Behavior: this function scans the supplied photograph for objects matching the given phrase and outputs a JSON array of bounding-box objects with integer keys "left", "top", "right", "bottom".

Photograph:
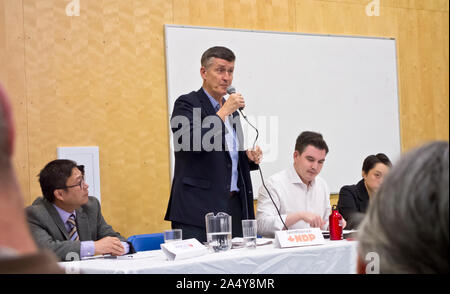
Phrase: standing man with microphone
[{"left": 165, "top": 46, "right": 262, "bottom": 242}]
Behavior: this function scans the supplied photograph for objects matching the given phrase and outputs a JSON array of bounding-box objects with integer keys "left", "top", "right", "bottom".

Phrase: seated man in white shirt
[{"left": 257, "top": 131, "right": 345, "bottom": 237}]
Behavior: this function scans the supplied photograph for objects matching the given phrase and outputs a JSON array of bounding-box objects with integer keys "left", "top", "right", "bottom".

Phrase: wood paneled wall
[{"left": 1, "top": 0, "right": 448, "bottom": 238}]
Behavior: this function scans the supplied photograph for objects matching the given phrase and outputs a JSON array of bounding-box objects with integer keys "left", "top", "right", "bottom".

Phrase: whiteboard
[{"left": 164, "top": 25, "right": 401, "bottom": 194}]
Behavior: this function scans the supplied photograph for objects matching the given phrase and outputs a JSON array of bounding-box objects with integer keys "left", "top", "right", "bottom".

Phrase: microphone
[
  {"left": 226, "top": 85, "right": 246, "bottom": 118},
  {"left": 226, "top": 85, "right": 236, "bottom": 95}
]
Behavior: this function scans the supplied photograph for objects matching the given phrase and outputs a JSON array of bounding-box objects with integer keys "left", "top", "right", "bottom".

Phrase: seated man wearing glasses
[{"left": 26, "top": 159, "right": 131, "bottom": 261}]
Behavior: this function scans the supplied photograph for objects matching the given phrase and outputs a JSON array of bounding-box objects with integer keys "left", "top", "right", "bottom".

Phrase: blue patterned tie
[{"left": 67, "top": 214, "right": 79, "bottom": 241}]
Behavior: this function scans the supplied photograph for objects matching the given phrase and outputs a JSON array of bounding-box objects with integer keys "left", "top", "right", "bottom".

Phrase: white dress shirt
[{"left": 256, "top": 165, "right": 331, "bottom": 237}]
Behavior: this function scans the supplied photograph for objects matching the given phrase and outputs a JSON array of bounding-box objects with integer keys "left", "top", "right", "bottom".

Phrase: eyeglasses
[{"left": 59, "top": 177, "right": 86, "bottom": 190}]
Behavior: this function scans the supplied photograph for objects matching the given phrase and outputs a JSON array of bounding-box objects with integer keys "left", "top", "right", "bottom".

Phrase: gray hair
[
  {"left": 358, "top": 141, "right": 449, "bottom": 273},
  {"left": 200, "top": 46, "right": 235, "bottom": 69}
]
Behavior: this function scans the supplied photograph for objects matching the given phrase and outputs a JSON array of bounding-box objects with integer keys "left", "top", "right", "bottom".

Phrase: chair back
[{"left": 128, "top": 233, "right": 164, "bottom": 251}]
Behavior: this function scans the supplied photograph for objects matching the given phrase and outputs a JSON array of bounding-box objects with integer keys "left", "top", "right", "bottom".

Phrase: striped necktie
[{"left": 67, "top": 214, "right": 79, "bottom": 241}]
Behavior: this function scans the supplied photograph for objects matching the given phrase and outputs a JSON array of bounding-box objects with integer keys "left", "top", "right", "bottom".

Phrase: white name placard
[
  {"left": 160, "top": 238, "right": 208, "bottom": 261},
  {"left": 275, "top": 228, "right": 325, "bottom": 248}
]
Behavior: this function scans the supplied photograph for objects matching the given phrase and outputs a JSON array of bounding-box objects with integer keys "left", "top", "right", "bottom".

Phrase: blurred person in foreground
[
  {"left": 0, "top": 84, "right": 63, "bottom": 273},
  {"left": 338, "top": 153, "right": 392, "bottom": 230},
  {"left": 357, "top": 141, "right": 449, "bottom": 274}
]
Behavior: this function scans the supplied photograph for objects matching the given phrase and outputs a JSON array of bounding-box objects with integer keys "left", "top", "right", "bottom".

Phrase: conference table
[{"left": 59, "top": 239, "right": 358, "bottom": 274}]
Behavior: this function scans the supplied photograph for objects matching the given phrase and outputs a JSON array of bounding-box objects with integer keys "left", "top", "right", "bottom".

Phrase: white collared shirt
[{"left": 256, "top": 165, "right": 331, "bottom": 237}]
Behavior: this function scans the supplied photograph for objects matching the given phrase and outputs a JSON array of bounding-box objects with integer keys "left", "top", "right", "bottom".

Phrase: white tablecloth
[{"left": 59, "top": 239, "right": 358, "bottom": 274}]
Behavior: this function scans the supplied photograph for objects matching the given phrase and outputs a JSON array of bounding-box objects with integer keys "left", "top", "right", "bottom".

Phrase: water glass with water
[
  {"left": 164, "top": 229, "right": 182, "bottom": 243},
  {"left": 242, "top": 219, "right": 257, "bottom": 249}
]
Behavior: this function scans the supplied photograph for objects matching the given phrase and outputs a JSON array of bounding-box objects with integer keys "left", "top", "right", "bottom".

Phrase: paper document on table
[
  {"left": 321, "top": 229, "right": 358, "bottom": 239},
  {"left": 116, "top": 251, "right": 160, "bottom": 260},
  {"left": 232, "top": 238, "right": 273, "bottom": 248},
  {"left": 81, "top": 254, "right": 116, "bottom": 260},
  {"left": 322, "top": 229, "right": 358, "bottom": 234}
]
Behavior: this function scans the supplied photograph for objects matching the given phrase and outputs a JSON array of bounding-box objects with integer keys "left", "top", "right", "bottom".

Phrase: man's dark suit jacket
[
  {"left": 27, "top": 196, "right": 128, "bottom": 261},
  {"left": 337, "top": 179, "right": 369, "bottom": 230},
  {"left": 164, "top": 88, "right": 258, "bottom": 232}
]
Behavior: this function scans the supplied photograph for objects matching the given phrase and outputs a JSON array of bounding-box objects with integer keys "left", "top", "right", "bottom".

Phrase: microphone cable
[{"left": 239, "top": 110, "right": 289, "bottom": 231}]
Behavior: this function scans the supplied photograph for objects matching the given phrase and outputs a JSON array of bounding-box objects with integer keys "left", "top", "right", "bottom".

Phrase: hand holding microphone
[
  {"left": 216, "top": 85, "right": 246, "bottom": 121},
  {"left": 226, "top": 85, "right": 246, "bottom": 113}
]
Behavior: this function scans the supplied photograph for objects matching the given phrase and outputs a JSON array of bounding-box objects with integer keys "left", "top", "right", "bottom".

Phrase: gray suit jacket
[{"left": 26, "top": 196, "right": 126, "bottom": 261}]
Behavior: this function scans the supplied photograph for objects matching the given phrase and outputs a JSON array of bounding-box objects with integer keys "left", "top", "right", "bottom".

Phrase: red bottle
[{"left": 329, "top": 205, "right": 343, "bottom": 240}]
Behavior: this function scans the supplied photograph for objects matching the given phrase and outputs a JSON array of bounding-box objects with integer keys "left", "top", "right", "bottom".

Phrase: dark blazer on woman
[{"left": 337, "top": 179, "right": 369, "bottom": 230}]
